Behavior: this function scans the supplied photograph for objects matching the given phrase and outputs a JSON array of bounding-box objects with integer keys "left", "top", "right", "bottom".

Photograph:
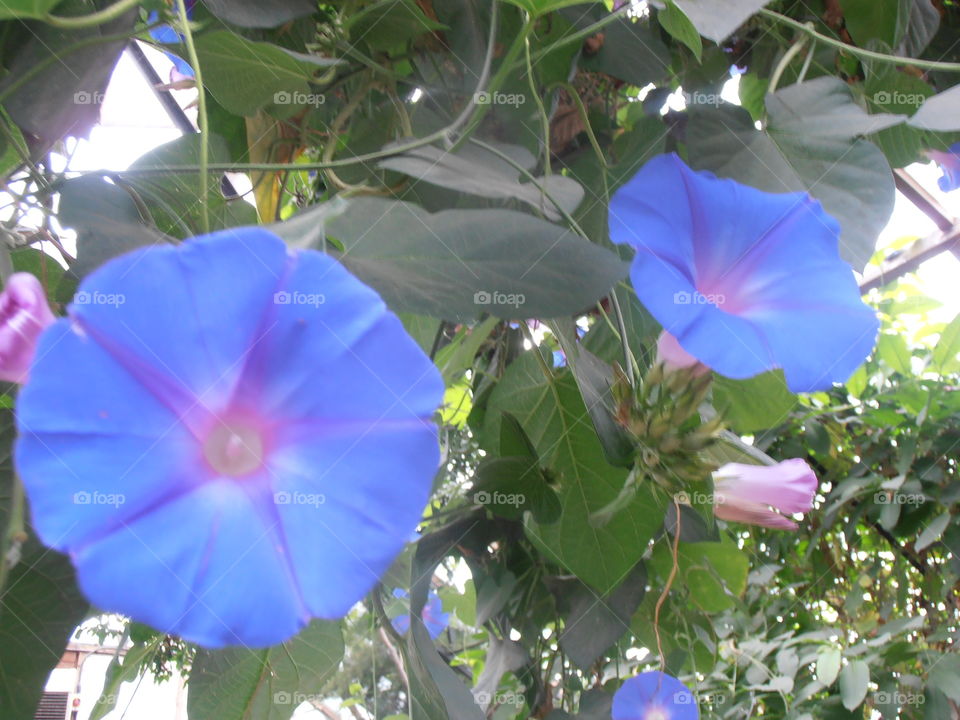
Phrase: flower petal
[
  {"left": 0, "top": 272, "right": 55, "bottom": 383},
  {"left": 714, "top": 498, "right": 799, "bottom": 531},
  {"left": 714, "top": 459, "right": 817, "bottom": 514},
  {"left": 612, "top": 671, "right": 699, "bottom": 720}
]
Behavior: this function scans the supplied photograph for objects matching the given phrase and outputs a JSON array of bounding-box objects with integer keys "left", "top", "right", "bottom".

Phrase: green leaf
[
  {"left": 501, "top": 0, "right": 597, "bottom": 15},
  {"left": 324, "top": 198, "right": 628, "bottom": 321},
  {"left": 11, "top": 247, "right": 64, "bottom": 306},
  {"left": 570, "top": 9, "right": 670, "bottom": 87},
  {"left": 379, "top": 141, "right": 583, "bottom": 222},
  {"left": 688, "top": 77, "right": 903, "bottom": 271},
  {"left": 817, "top": 648, "right": 843, "bottom": 686},
  {"left": 346, "top": 0, "right": 446, "bottom": 50},
  {"left": 482, "top": 352, "right": 667, "bottom": 592},
  {"left": 916, "top": 512, "right": 950, "bottom": 552},
  {"left": 89, "top": 636, "right": 164, "bottom": 720},
  {"left": 658, "top": 1, "right": 703, "bottom": 61},
  {"left": 0, "top": 0, "right": 59, "bottom": 19},
  {"left": 907, "top": 83, "right": 960, "bottom": 131},
  {"left": 551, "top": 319, "right": 635, "bottom": 467},
  {"left": 188, "top": 620, "right": 344, "bottom": 720},
  {"left": 933, "top": 313, "right": 960, "bottom": 374},
  {"left": 650, "top": 536, "right": 749, "bottom": 613},
  {"left": 712, "top": 371, "right": 796, "bottom": 433},
  {"left": 201, "top": 0, "right": 316, "bottom": 28},
  {"left": 668, "top": 0, "right": 774, "bottom": 43},
  {"left": 126, "top": 134, "right": 258, "bottom": 236},
  {"left": 474, "top": 456, "right": 562, "bottom": 523},
  {"left": 877, "top": 333, "right": 912, "bottom": 374},
  {"left": 839, "top": 0, "right": 901, "bottom": 46},
  {"left": 927, "top": 654, "right": 960, "bottom": 703},
  {"left": 58, "top": 176, "right": 167, "bottom": 278},
  {"left": 839, "top": 660, "right": 870, "bottom": 710},
  {"left": 554, "top": 563, "right": 646, "bottom": 669},
  {"left": 194, "top": 31, "right": 322, "bottom": 116}
]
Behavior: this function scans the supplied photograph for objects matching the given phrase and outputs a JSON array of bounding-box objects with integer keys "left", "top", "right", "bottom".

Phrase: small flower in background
[
  {"left": 609, "top": 153, "right": 878, "bottom": 393},
  {"left": 928, "top": 142, "right": 960, "bottom": 192},
  {"left": 15, "top": 228, "right": 443, "bottom": 648},
  {"left": 391, "top": 588, "right": 450, "bottom": 639},
  {"left": 712, "top": 459, "right": 818, "bottom": 531},
  {"left": 612, "top": 671, "right": 699, "bottom": 720},
  {"left": 0, "top": 273, "right": 55, "bottom": 384}
]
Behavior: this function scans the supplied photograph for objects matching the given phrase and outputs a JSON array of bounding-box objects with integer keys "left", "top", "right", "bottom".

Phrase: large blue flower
[
  {"left": 609, "top": 153, "right": 878, "bottom": 393},
  {"left": 15, "top": 228, "right": 443, "bottom": 648},
  {"left": 612, "top": 672, "right": 699, "bottom": 720},
  {"left": 929, "top": 142, "right": 960, "bottom": 192}
]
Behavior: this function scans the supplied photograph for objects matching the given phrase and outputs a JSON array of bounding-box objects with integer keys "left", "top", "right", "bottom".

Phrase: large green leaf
[
  {"left": 202, "top": 0, "right": 316, "bottom": 27},
  {"left": 0, "top": 0, "right": 59, "bottom": 19},
  {"left": 194, "top": 31, "right": 327, "bottom": 116},
  {"left": 324, "top": 198, "right": 628, "bottom": 321},
  {"left": 668, "top": 0, "right": 773, "bottom": 42},
  {"left": 650, "top": 536, "right": 749, "bottom": 613},
  {"left": 188, "top": 620, "right": 344, "bottom": 720},
  {"left": 932, "top": 313, "right": 960, "bottom": 374},
  {"left": 567, "top": 8, "right": 670, "bottom": 87},
  {"left": 839, "top": 660, "right": 870, "bottom": 710},
  {"left": 125, "top": 133, "right": 258, "bottom": 236},
  {"left": 712, "top": 371, "right": 797, "bottom": 433},
  {"left": 58, "top": 176, "right": 168, "bottom": 278},
  {"left": 482, "top": 351, "right": 666, "bottom": 592},
  {"left": 688, "top": 77, "right": 903, "bottom": 271}
]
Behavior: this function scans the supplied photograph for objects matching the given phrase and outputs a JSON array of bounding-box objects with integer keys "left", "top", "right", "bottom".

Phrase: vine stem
[
  {"left": 768, "top": 31, "right": 809, "bottom": 94},
  {"left": 760, "top": 8, "right": 960, "bottom": 73},
  {"left": 653, "top": 496, "right": 682, "bottom": 674},
  {"left": 42, "top": 0, "right": 142, "bottom": 29},
  {"left": 174, "top": 0, "right": 209, "bottom": 233}
]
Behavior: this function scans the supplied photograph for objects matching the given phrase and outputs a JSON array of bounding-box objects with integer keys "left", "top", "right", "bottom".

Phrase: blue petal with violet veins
[
  {"left": 612, "top": 671, "right": 699, "bottom": 720},
  {"left": 609, "top": 153, "right": 878, "bottom": 392},
  {"left": 15, "top": 228, "right": 443, "bottom": 648},
  {"left": 931, "top": 141, "right": 960, "bottom": 192}
]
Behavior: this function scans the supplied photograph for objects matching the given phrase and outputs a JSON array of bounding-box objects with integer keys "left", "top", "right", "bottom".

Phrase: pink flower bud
[
  {"left": 0, "top": 273, "right": 55, "bottom": 384},
  {"left": 713, "top": 458, "right": 817, "bottom": 530},
  {"left": 656, "top": 330, "right": 710, "bottom": 376}
]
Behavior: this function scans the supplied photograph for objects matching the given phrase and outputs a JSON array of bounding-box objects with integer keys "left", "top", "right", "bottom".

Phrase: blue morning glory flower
[
  {"left": 609, "top": 153, "right": 878, "bottom": 393},
  {"left": 391, "top": 588, "right": 450, "bottom": 639},
  {"left": 929, "top": 142, "right": 960, "bottom": 192},
  {"left": 15, "top": 228, "right": 443, "bottom": 648},
  {"left": 612, "top": 672, "right": 699, "bottom": 720},
  {"left": 147, "top": 4, "right": 196, "bottom": 80}
]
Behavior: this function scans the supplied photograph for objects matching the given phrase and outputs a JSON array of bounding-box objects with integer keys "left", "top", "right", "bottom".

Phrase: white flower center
[{"left": 203, "top": 422, "right": 264, "bottom": 476}]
